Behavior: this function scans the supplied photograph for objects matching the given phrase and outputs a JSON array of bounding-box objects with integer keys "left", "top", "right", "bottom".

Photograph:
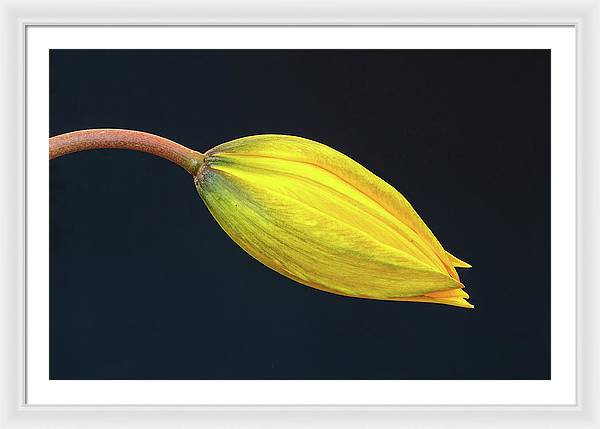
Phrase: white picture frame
[{"left": 1, "top": 0, "right": 598, "bottom": 427}]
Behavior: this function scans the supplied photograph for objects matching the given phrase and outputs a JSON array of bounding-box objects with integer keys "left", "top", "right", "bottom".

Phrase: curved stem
[{"left": 49, "top": 129, "right": 205, "bottom": 176}]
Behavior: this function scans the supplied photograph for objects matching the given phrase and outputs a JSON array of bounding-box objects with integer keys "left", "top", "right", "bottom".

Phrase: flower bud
[{"left": 195, "top": 135, "right": 472, "bottom": 308}]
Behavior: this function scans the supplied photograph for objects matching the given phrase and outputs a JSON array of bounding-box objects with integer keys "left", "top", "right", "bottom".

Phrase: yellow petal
[
  {"left": 206, "top": 135, "right": 466, "bottom": 274},
  {"left": 445, "top": 251, "right": 472, "bottom": 268},
  {"left": 197, "top": 134, "right": 471, "bottom": 307}
]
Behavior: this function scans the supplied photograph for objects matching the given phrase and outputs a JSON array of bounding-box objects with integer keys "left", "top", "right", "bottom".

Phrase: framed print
[
  {"left": 32, "top": 22, "right": 573, "bottom": 403},
  {"left": 1, "top": 0, "right": 599, "bottom": 428}
]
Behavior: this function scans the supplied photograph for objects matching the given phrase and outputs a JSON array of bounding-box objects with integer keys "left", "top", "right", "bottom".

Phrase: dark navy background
[{"left": 50, "top": 50, "right": 550, "bottom": 380}]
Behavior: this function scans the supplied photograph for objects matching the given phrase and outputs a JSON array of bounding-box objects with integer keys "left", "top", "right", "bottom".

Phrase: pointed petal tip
[
  {"left": 434, "top": 295, "right": 473, "bottom": 309},
  {"left": 445, "top": 251, "right": 472, "bottom": 268},
  {"left": 392, "top": 294, "right": 473, "bottom": 309},
  {"left": 441, "top": 297, "right": 473, "bottom": 309},
  {"left": 451, "top": 298, "right": 474, "bottom": 309},
  {"left": 425, "top": 287, "right": 469, "bottom": 299}
]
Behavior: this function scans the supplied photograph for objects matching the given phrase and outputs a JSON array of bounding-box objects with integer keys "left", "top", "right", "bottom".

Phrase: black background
[{"left": 50, "top": 50, "right": 550, "bottom": 380}]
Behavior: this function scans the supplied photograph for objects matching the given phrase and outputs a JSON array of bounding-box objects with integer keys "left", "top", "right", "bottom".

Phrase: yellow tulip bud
[{"left": 195, "top": 135, "right": 472, "bottom": 308}]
